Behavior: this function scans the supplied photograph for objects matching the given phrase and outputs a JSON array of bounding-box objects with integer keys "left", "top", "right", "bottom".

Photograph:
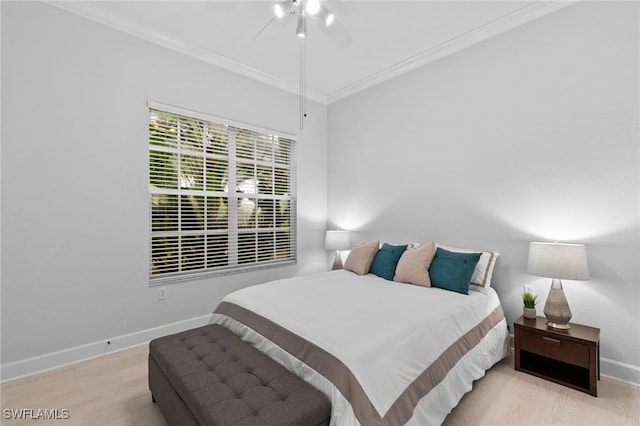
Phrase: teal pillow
[
  {"left": 369, "top": 243, "right": 408, "bottom": 280},
  {"left": 429, "top": 248, "right": 481, "bottom": 295}
]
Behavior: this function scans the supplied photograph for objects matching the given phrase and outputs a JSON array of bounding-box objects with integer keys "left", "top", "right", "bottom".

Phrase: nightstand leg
[{"left": 598, "top": 342, "right": 600, "bottom": 381}]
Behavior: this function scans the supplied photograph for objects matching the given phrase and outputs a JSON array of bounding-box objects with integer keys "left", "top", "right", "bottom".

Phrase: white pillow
[{"left": 436, "top": 244, "right": 499, "bottom": 288}]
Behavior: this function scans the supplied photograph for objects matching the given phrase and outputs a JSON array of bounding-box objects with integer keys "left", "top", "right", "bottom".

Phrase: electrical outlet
[
  {"left": 524, "top": 284, "right": 535, "bottom": 295},
  {"left": 158, "top": 287, "right": 167, "bottom": 300}
]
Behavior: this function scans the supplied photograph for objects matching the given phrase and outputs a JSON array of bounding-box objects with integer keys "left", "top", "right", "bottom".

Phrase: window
[{"left": 148, "top": 102, "right": 296, "bottom": 284}]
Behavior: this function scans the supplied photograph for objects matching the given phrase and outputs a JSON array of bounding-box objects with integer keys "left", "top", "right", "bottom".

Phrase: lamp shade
[
  {"left": 325, "top": 230, "right": 351, "bottom": 251},
  {"left": 527, "top": 242, "right": 590, "bottom": 280}
]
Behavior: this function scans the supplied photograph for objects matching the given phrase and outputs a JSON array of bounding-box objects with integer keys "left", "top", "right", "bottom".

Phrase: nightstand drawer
[{"left": 519, "top": 329, "right": 589, "bottom": 368}]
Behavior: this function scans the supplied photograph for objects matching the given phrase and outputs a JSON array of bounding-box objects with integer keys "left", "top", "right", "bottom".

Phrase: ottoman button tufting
[{"left": 149, "top": 324, "right": 330, "bottom": 426}]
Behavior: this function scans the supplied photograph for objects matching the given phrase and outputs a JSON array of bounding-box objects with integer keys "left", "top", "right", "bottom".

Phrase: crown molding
[
  {"left": 326, "top": 0, "right": 578, "bottom": 104},
  {"left": 44, "top": 1, "right": 328, "bottom": 105},
  {"left": 45, "top": 1, "right": 576, "bottom": 106}
]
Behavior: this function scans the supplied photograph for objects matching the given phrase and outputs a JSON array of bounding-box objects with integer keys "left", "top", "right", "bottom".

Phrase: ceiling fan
[
  {"left": 253, "top": 0, "right": 352, "bottom": 49},
  {"left": 278, "top": 0, "right": 335, "bottom": 36},
  {"left": 251, "top": 0, "right": 351, "bottom": 129}
]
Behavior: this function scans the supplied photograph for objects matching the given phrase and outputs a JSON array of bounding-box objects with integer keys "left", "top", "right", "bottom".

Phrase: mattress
[{"left": 211, "top": 270, "right": 509, "bottom": 426}]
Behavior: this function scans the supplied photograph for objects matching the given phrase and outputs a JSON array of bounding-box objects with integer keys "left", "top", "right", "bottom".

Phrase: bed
[{"left": 210, "top": 265, "right": 509, "bottom": 426}]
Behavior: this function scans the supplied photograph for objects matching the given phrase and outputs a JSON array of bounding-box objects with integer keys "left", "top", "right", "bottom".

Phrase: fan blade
[
  {"left": 316, "top": 18, "right": 352, "bottom": 49},
  {"left": 252, "top": 11, "right": 295, "bottom": 41},
  {"left": 252, "top": 16, "right": 277, "bottom": 40}
]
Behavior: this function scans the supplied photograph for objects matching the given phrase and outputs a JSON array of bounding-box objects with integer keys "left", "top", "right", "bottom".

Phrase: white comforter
[{"left": 211, "top": 270, "right": 508, "bottom": 426}]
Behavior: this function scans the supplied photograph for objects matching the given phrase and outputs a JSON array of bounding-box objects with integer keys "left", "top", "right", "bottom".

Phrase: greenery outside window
[{"left": 149, "top": 102, "right": 296, "bottom": 284}]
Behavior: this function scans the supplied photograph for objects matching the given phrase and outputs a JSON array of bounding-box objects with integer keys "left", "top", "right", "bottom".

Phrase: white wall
[
  {"left": 1, "top": 1, "right": 328, "bottom": 372},
  {"left": 3, "top": 0, "right": 639, "bottom": 386},
  {"left": 328, "top": 2, "right": 639, "bottom": 383}
]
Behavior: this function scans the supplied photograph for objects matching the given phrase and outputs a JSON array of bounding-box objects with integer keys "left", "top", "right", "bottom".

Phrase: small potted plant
[{"left": 522, "top": 291, "right": 537, "bottom": 319}]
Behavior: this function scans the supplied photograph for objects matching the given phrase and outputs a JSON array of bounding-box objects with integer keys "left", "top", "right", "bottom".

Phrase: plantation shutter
[{"left": 148, "top": 101, "right": 296, "bottom": 284}]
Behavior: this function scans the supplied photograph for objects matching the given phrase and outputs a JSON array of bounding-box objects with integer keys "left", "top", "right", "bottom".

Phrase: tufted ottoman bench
[{"left": 148, "top": 324, "right": 331, "bottom": 426}]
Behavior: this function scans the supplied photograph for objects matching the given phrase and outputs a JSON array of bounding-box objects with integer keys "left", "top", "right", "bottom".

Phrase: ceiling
[{"left": 48, "top": 1, "right": 574, "bottom": 104}]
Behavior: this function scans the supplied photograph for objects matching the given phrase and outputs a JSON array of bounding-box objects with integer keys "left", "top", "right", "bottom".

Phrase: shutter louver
[{"left": 149, "top": 103, "right": 296, "bottom": 284}]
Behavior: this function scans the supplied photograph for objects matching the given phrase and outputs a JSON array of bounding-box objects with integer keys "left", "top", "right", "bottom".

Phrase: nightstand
[{"left": 514, "top": 316, "right": 600, "bottom": 396}]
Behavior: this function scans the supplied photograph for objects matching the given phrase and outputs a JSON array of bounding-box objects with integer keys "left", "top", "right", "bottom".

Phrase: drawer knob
[{"left": 542, "top": 336, "right": 562, "bottom": 345}]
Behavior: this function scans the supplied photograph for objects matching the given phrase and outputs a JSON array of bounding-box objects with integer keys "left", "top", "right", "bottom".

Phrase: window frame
[{"left": 148, "top": 101, "right": 297, "bottom": 285}]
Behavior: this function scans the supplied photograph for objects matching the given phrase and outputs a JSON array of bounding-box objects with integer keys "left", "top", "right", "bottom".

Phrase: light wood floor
[{"left": 1, "top": 344, "right": 638, "bottom": 426}]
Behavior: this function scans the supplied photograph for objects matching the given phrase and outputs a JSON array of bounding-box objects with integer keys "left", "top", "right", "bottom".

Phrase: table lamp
[
  {"left": 325, "top": 230, "right": 351, "bottom": 270},
  {"left": 526, "top": 242, "right": 590, "bottom": 329}
]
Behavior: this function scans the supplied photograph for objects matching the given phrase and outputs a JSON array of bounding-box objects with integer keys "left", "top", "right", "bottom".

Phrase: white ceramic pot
[{"left": 523, "top": 307, "right": 537, "bottom": 319}]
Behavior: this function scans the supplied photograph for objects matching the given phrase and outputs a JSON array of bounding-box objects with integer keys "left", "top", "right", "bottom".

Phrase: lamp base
[
  {"left": 543, "top": 280, "right": 572, "bottom": 330},
  {"left": 331, "top": 252, "right": 344, "bottom": 270},
  {"left": 545, "top": 321, "right": 571, "bottom": 330}
]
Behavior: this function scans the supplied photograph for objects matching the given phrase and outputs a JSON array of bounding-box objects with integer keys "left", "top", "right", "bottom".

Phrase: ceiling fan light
[
  {"left": 318, "top": 7, "right": 335, "bottom": 26},
  {"left": 305, "top": 0, "right": 320, "bottom": 15},
  {"left": 274, "top": 1, "right": 293, "bottom": 19},
  {"left": 274, "top": 4, "right": 284, "bottom": 18},
  {"left": 296, "top": 13, "right": 307, "bottom": 37},
  {"left": 325, "top": 13, "right": 335, "bottom": 26}
]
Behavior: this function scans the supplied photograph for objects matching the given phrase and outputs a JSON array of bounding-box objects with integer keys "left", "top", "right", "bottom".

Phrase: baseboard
[
  {"left": 600, "top": 357, "right": 640, "bottom": 388},
  {"left": 3, "top": 317, "right": 639, "bottom": 389},
  {"left": 0, "top": 314, "right": 213, "bottom": 383}
]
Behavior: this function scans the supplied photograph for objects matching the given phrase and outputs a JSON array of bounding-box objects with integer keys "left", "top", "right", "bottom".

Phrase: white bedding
[{"left": 211, "top": 270, "right": 508, "bottom": 426}]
